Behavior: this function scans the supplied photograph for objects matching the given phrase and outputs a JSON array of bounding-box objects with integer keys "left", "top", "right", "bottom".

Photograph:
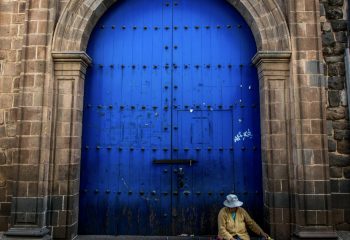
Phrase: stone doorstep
[
  {"left": 76, "top": 236, "right": 262, "bottom": 240},
  {"left": 75, "top": 233, "right": 350, "bottom": 240},
  {"left": 0, "top": 233, "right": 51, "bottom": 240},
  {"left": 76, "top": 236, "right": 217, "bottom": 240}
]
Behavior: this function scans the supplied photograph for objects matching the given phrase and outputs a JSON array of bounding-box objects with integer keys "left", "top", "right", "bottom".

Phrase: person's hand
[{"left": 261, "top": 232, "right": 269, "bottom": 239}]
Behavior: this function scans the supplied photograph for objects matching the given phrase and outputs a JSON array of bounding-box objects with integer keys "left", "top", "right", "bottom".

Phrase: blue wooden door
[{"left": 79, "top": 0, "right": 262, "bottom": 236}]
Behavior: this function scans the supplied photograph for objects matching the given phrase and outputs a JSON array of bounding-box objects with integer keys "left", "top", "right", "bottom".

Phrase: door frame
[
  {"left": 51, "top": 51, "right": 292, "bottom": 236},
  {"left": 51, "top": 1, "right": 293, "bottom": 238}
]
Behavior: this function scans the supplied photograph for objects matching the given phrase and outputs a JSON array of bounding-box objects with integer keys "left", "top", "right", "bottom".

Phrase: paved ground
[
  {"left": 76, "top": 233, "right": 350, "bottom": 240},
  {"left": 76, "top": 234, "right": 350, "bottom": 240},
  {"left": 76, "top": 236, "right": 217, "bottom": 240},
  {"left": 338, "top": 231, "right": 350, "bottom": 240},
  {"left": 1, "top": 232, "right": 350, "bottom": 239},
  {"left": 77, "top": 236, "right": 262, "bottom": 240}
]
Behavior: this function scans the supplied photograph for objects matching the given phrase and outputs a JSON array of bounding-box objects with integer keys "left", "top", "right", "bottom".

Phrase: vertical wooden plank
[
  {"left": 80, "top": 0, "right": 174, "bottom": 235},
  {"left": 171, "top": 0, "right": 262, "bottom": 235}
]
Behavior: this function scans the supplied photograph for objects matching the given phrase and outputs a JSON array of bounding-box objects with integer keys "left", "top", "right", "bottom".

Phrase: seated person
[{"left": 218, "top": 194, "right": 270, "bottom": 240}]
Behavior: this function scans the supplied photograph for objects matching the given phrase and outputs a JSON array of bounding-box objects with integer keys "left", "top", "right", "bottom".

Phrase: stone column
[
  {"left": 289, "top": 60, "right": 338, "bottom": 238},
  {"left": 3, "top": 0, "right": 57, "bottom": 239},
  {"left": 253, "top": 51, "right": 292, "bottom": 239},
  {"left": 254, "top": 49, "right": 338, "bottom": 239},
  {"left": 285, "top": 1, "right": 338, "bottom": 238},
  {"left": 346, "top": 49, "right": 350, "bottom": 120},
  {"left": 49, "top": 52, "right": 91, "bottom": 239},
  {"left": 3, "top": 52, "right": 90, "bottom": 240}
]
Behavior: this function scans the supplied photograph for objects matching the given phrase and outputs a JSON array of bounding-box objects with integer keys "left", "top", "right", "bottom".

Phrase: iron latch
[{"left": 152, "top": 159, "right": 197, "bottom": 166}]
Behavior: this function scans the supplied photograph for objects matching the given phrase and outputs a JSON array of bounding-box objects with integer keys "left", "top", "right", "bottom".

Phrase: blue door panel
[{"left": 80, "top": 0, "right": 262, "bottom": 235}]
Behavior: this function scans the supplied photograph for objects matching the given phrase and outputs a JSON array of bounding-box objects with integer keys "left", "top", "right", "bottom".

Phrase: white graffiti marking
[{"left": 234, "top": 129, "right": 253, "bottom": 143}]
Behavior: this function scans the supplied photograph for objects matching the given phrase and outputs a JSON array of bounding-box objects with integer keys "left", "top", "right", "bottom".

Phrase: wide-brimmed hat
[{"left": 223, "top": 194, "right": 243, "bottom": 208}]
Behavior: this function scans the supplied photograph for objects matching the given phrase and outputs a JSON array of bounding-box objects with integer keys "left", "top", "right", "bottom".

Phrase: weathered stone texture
[
  {"left": 0, "top": 0, "right": 348, "bottom": 239},
  {"left": 321, "top": 0, "right": 350, "bottom": 231},
  {"left": 0, "top": 0, "right": 26, "bottom": 231}
]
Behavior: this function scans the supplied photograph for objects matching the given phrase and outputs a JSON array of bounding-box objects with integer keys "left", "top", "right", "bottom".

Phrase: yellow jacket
[{"left": 218, "top": 207, "right": 263, "bottom": 240}]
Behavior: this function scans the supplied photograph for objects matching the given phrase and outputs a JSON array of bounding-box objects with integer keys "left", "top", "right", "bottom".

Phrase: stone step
[
  {"left": 77, "top": 236, "right": 263, "bottom": 240},
  {"left": 77, "top": 236, "right": 216, "bottom": 240}
]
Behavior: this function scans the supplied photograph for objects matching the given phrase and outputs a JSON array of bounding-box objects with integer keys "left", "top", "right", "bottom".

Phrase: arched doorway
[{"left": 79, "top": 0, "right": 262, "bottom": 236}]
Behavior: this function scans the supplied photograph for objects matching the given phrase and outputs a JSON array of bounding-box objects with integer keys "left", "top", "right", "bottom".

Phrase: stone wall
[
  {"left": 320, "top": 0, "right": 350, "bottom": 230},
  {"left": 0, "top": 0, "right": 348, "bottom": 237},
  {"left": 0, "top": 0, "right": 26, "bottom": 231},
  {"left": 0, "top": 0, "right": 58, "bottom": 233}
]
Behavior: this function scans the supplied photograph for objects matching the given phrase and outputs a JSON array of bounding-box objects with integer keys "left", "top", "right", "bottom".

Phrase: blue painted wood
[{"left": 79, "top": 0, "right": 262, "bottom": 235}]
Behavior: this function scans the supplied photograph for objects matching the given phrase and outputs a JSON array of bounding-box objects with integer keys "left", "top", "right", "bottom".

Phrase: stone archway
[
  {"left": 52, "top": 0, "right": 291, "bottom": 52},
  {"left": 50, "top": 0, "right": 292, "bottom": 239}
]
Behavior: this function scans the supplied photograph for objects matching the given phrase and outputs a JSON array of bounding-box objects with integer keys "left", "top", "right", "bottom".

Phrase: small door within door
[{"left": 79, "top": 0, "right": 262, "bottom": 236}]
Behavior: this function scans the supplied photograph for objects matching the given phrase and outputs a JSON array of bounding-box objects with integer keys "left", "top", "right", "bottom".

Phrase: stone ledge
[
  {"left": 3, "top": 227, "right": 51, "bottom": 239},
  {"left": 52, "top": 51, "right": 92, "bottom": 66},
  {"left": 293, "top": 230, "right": 338, "bottom": 239},
  {"left": 76, "top": 236, "right": 260, "bottom": 240},
  {"left": 252, "top": 51, "right": 292, "bottom": 65}
]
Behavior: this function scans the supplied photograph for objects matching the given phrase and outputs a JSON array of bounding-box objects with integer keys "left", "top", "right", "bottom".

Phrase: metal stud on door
[{"left": 79, "top": 0, "right": 262, "bottom": 236}]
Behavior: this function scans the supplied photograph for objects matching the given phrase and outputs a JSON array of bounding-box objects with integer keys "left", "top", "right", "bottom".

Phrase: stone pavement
[
  {"left": 76, "top": 236, "right": 216, "bottom": 240},
  {"left": 75, "top": 233, "right": 350, "bottom": 240},
  {"left": 0, "top": 232, "right": 349, "bottom": 239},
  {"left": 76, "top": 233, "right": 350, "bottom": 240},
  {"left": 338, "top": 231, "right": 350, "bottom": 240}
]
